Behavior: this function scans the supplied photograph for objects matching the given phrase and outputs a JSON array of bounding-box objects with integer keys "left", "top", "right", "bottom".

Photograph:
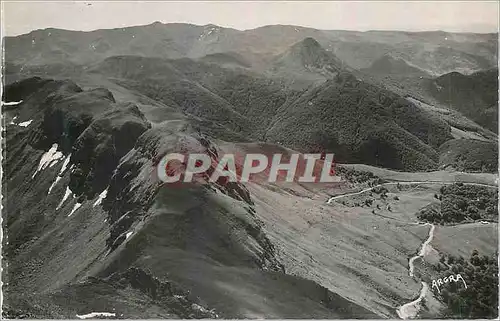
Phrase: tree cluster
[
  {"left": 435, "top": 251, "right": 498, "bottom": 318},
  {"left": 417, "top": 183, "right": 497, "bottom": 224}
]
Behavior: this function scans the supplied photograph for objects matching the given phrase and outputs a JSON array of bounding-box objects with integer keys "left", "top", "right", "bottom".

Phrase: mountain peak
[
  {"left": 204, "top": 23, "right": 220, "bottom": 29},
  {"left": 299, "top": 37, "right": 322, "bottom": 48},
  {"left": 288, "top": 37, "right": 325, "bottom": 56},
  {"left": 279, "top": 37, "right": 343, "bottom": 74}
]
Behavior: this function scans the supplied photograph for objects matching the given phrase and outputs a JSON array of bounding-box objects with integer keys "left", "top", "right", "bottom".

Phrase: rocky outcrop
[{"left": 70, "top": 103, "right": 151, "bottom": 199}]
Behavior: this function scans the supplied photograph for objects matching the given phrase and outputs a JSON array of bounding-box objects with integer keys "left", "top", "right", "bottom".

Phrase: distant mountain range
[
  {"left": 4, "top": 22, "right": 497, "bottom": 75},
  {"left": 4, "top": 23, "right": 498, "bottom": 170}
]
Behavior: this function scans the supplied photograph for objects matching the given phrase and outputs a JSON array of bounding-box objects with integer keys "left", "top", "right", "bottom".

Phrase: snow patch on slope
[
  {"left": 32, "top": 144, "right": 64, "bottom": 178},
  {"left": 48, "top": 154, "right": 71, "bottom": 194},
  {"left": 68, "top": 202, "right": 82, "bottom": 217},
  {"left": 76, "top": 312, "right": 116, "bottom": 319},
  {"left": 2, "top": 100, "right": 23, "bottom": 106},
  {"left": 93, "top": 188, "right": 108, "bottom": 207},
  {"left": 57, "top": 186, "right": 73, "bottom": 210},
  {"left": 18, "top": 120, "right": 33, "bottom": 127}
]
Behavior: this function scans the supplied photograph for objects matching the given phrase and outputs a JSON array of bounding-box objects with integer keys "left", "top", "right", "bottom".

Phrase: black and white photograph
[{"left": 1, "top": 1, "right": 499, "bottom": 319}]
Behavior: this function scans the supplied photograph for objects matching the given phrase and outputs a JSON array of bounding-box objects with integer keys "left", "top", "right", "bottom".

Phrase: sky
[{"left": 2, "top": 1, "right": 499, "bottom": 36}]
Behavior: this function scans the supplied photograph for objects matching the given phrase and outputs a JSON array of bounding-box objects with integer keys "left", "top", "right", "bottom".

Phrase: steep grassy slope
[
  {"left": 216, "top": 142, "right": 441, "bottom": 317},
  {"left": 90, "top": 52, "right": 456, "bottom": 171},
  {"left": 361, "top": 54, "right": 429, "bottom": 76},
  {"left": 426, "top": 69, "right": 498, "bottom": 132},
  {"left": 3, "top": 66, "right": 497, "bottom": 319},
  {"left": 265, "top": 72, "right": 451, "bottom": 170},
  {"left": 2, "top": 78, "right": 380, "bottom": 319},
  {"left": 439, "top": 139, "right": 498, "bottom": 173},
  {"left": 361, "top": 68, "right": 499, "bottom": 134},
  {"left": 92, "top": 55, "right": 255, "bottom": 136},
  {"left": 9, "top": 50, "right": 493, "bottom": 175},
  {"left": 10, "top": 56, "right": 494, "bottom": 175},
  {"left": 404, "top": 96, "right": 496, "bottom": 140}
]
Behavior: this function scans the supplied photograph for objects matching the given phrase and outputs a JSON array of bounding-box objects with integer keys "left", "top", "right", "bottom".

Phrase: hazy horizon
[
  {"left": 2, "top": 1, "right": 499, "bottom": 36},
  {"left": 3, "top": 20, "right": 500, "bottom": 37}
]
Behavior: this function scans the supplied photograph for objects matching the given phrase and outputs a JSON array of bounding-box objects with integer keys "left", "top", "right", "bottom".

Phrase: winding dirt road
[
  {"left": 327, "top": 181, "right": 496, "bottom": 204},
  {"left": 408, "top": 223, "right": 435, "bottom": 277},
  {"left": 396, "top": 281, "right": 429, "bottom": 320},
  {"left": 397, "top": 223, "right": 435, "bottom": 319}
]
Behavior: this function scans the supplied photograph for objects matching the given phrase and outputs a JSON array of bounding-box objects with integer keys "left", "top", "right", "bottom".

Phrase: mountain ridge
[
  {"left": 8, "top": 21, "right": 499, "bottom": 37},
  {"left": 5, "top": 23, "right": 497, "bottom": 76}
]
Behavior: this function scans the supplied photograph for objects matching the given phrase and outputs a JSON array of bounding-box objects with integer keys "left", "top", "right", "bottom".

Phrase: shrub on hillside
[
  {"left": 335, "top": 166, "right": 383, "bottom": 185},
  {"left": 417, "top": 183, "right": 498, "bottom": 224}
]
